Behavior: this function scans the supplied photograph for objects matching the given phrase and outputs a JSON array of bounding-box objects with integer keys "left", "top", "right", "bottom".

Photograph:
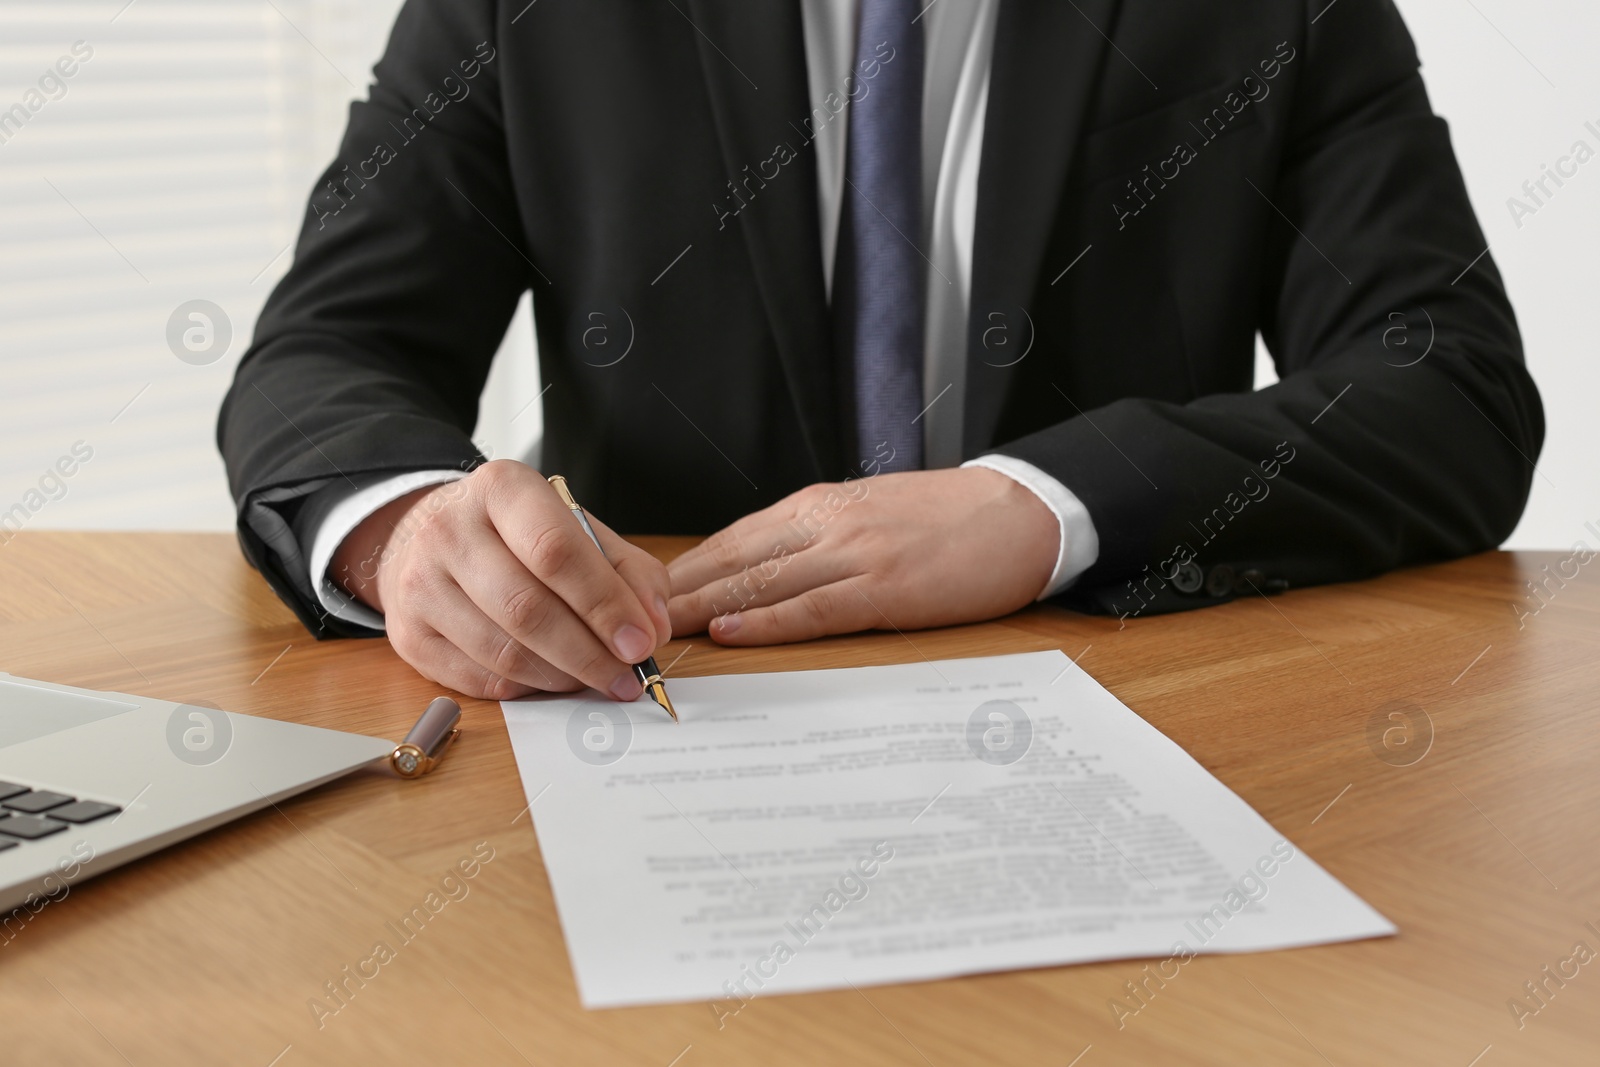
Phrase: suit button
[
  {"left": 1172, "top": 560, "right": 1203, "bottom": 593},
  {"left": 1205, "top": 564, "right": 1235, "bottom": 597},
  {"left": 1237, "top": 568, "right": 1266, "bottom": 593}
]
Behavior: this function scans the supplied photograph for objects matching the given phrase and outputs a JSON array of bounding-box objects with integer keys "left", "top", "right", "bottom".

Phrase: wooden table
[{"left": 2, "top": 533, "right": 1595, "bottom": 1066}]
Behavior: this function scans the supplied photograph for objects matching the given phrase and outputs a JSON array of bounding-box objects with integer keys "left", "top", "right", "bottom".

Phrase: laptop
[{"left": 0, "top": 672, "right": 395, "bottom": 914}]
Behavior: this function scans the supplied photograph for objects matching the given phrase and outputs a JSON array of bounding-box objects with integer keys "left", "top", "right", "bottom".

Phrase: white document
[{"left": 501, "top": 651, "right": 1394, "bottom": 1009}]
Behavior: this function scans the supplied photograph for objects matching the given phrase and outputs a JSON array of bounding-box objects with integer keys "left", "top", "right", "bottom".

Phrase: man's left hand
[{"left": 666, "top": 467, "right": 1060, "bottom": 645}]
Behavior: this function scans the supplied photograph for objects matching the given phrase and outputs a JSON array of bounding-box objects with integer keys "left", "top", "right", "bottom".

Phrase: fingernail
[
  {"left": 715, "top": 612, "right": 742, "bottom": 636},
  {"left": 614, "top": 624, "right": 651, "bottom": 662},
  {"left": 610, "top": 672, "right": 642, "bottom": 701}
]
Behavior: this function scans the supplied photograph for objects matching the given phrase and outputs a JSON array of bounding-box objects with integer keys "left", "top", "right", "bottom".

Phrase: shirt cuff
[
  {"left": 308, "top": 469, "right": 468, "bottom": 631},
  {"left": 961, "top": 454, "right": 1100, "bottom": 600}
]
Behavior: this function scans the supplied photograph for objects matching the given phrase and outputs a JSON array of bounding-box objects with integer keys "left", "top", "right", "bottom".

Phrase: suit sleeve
[
  {"left": 993, "top": 0, "right": 1543, "bottom": 618},
  {"left": 216, "top": 0, "right": 525, "bottom": 638}
]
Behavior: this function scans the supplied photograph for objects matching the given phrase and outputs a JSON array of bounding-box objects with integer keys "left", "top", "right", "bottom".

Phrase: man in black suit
[{"left": 218, "top": 0, "right": 1543, "bottom": 703}]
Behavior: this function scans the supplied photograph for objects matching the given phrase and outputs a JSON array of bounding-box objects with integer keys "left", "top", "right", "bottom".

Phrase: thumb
[{"left": 588, "top": 513, "right": 673, "bottom": 650}]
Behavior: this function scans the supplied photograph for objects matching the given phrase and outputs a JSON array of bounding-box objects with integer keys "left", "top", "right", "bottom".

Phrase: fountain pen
[{"left": 546, "top": 475, "right": 677, "bottom": 722}]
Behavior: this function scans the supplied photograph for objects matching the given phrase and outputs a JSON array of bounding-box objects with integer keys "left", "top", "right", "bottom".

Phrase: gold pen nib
[{"left": 646, "top": 678, "right": 677, "bottom": 722}]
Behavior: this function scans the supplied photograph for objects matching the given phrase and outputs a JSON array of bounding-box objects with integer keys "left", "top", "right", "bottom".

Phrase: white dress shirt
[{"left": 308, "top": 0, "right": 1099, "bottom": 629}]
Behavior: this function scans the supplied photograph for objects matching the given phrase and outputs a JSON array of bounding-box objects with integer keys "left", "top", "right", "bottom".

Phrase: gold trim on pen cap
[
  {"left": 546, "top": 474, "right": 581, "bottom": 511},
  {"left": 391, "top": 696, "right": 463, "bottom": 778}
]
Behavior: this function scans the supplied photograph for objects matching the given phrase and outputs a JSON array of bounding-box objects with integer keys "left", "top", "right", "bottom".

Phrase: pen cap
[
  {"left": 404, "top": 696, "right": 462, "bottom": 759},
  {"left": 546, "top": 475, "right": 581, "bottom": 511}
]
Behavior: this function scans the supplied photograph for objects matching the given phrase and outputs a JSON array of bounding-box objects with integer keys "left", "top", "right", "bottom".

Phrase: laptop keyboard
[{"left": 0, "top": 780, "right": 120, "bottom": 851}]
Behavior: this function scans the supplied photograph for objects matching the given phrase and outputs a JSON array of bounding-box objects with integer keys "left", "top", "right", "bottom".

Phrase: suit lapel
[
  {"left": 964, "top": 0, "right": 1122, "bottom": 455},
  {"left": 683, "top": 0, "right": 840, "bottom": 479}
]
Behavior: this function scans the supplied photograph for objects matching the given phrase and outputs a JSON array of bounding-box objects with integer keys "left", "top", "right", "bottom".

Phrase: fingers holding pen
[
  {"left": 587, "top": 510, "right": 673, "bottom": 649},
  {"left": 449, "top": 530, "right": 644, "bottom": 701},
  {"left": 475, "top": 464, "right": 660, "bottom": 677}
]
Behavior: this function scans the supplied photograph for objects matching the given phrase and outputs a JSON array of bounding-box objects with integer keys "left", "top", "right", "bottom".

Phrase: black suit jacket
[{"left": 218, "top": 0, "right": 1543, "bottom": 638}]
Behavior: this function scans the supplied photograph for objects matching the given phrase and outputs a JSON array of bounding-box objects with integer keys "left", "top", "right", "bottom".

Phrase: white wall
[
  {"left": 0, "top": 0, "right": 1590, "bottom": 547},
  {"left": 1391, "top": 0, "right": 1600, "bottom": 548}
]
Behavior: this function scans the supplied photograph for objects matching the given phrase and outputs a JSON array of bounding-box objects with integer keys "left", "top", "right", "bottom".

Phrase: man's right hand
[{"left": 329, "top": 460, "right": 672, "bottom": 702}]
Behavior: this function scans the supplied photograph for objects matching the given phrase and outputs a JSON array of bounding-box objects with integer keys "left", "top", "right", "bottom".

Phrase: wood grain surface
[{"left": 1, "top": 532, "right": 1595, "bottom": 1066}]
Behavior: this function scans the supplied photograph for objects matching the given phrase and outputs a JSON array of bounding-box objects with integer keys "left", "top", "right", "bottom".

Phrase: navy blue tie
[{"left": 838, "top": 0, "right": 924, "bottom": 472}]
